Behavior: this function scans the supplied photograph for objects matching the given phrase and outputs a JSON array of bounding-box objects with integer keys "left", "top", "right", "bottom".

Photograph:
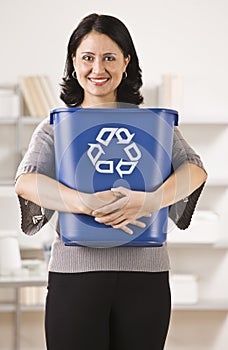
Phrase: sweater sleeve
[
  {"left": 15, "top": 117, "right": 56, "bottom": 235},
  {"left": 168, "top": 127, "right": 207, "bottom": 229}
]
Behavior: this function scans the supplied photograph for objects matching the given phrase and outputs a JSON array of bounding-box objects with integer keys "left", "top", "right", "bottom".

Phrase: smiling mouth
[{"left": 89, "top": 78, "right": 110, "bottom": 86}]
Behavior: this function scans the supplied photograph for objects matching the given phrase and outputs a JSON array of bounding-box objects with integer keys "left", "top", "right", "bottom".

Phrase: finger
[
  {"left": 130, "top": 220, "right": 147, "bottom": 228},
  {"left": 113, "top": 225, "right": 133, "bottom": 235},
  {"left": 94, "top": 211, "right": 124, "bottom": 225},
  {"left": 110, "top": 225, "right": 134, "bottom": 235},
  {"left": 97, "top": 210, "right": 150, "bottom": 227},
  {"left": 111, "top": 186, "right": 129, "bottom": 197},
  {"left": 132, "top": 212, "right": 152, "bottom": 220},
  {"left": 113, "top": 219, "right": 146, "bottom": 230},
  {"left": 111, "top": 189, "right": 124, "bottom": 199},
  {"left": 92, "top": 196, "right": 128, "bottom": 216}
]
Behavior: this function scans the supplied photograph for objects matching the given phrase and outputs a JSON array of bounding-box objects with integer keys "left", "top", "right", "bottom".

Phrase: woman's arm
[
  {"left": 15, "top": 173, "right": 117, "bottom": 216},
  {"left": 15, "top": 173, "right": 147, "bottom": 234},
  {"left": 92, "top": 163, "right": 208, "bottom": 233},
  {"left": 152, "top": 162, "right": 207, "bottom": 209}
]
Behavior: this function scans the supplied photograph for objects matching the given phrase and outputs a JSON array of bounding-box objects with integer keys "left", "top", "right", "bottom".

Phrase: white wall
[
  {"left": 1, "top": 0, "right": 228, "bottom": 119},
  {"left": 0, "top": 1, "right": 228, "bottom": 350}
]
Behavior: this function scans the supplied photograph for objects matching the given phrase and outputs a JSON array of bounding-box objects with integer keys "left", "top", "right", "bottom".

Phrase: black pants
[{"left": 45, "top": 271, "right": 171, "bottom": 350}]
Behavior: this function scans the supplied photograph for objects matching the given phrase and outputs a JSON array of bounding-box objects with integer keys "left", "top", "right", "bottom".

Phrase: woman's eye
[
  {"left": 104, "top": 56, "right": 115, "bottom": 61},
  {"left": 82, "top": 55, "right": 93, "bottom": 62}
]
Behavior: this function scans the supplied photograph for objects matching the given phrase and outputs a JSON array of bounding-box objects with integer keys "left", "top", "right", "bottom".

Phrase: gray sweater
[{"left": 16, "top": 117, "right": 206, "bottom": 273}]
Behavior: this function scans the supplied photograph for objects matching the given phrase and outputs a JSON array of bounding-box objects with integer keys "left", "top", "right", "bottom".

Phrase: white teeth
[{"left": 90, "top": 78, "right": 108, "bottom": 83}]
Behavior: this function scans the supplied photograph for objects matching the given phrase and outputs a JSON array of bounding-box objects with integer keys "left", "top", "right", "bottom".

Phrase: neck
[{"left": 81, "top": 93, "right": 117, "bottom": 109}]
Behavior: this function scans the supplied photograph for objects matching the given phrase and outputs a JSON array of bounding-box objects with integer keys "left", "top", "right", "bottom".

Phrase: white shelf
[
  {"left": 4, "top": 301, "right": 228, "bottom": 312},
  {"left": 180, "top": 119, "right": 228, "bottom": 126},
  {"left": 0, "top": 274, "right": 47, "bottom": 287},
  {"left": 168, "top": 242, "right": 215, "bottom": 249},
  {"left": 2, "top": 300, "right": 228, "bottom": 312},
  {"left": 0, "top": 116, "right": 45, "bottom": 126},
  {"left": 21, "top": 304, "right": 45, "bottom": 311},
  {"left": 0, "top": 304, "right": 45, "bottom": 313},
  {"left": 0, "top": 186, "right": 16, "bottom": 198},
  {"left": 2, "top": 302, "right": 228, "bottom": 312},
  {"left": 0, "top": 303, "right": 16, "bottom": 312},
  {"left": 168, "top": 242, "right": 228, "bottom": 250},
  {"left": 214, "top": 241, "right": 228, "bottom": 249},
  {"left": 0, "top": 180, "right": 15, "bottom": 187},
  {"left": 206, "top": 178, "right": 228, "bottom": 187},
  {"left": 0, "top": 117, "right": 19, "bottom": 124},
  {"left": 20, "top": 116, "right": 46, "bottom": 124},
  {"left": 172, "top": 300, "right": 228, "bottom": 311},
  {"left": 0, "top": 116, "right": 45, "bottom": 125}
]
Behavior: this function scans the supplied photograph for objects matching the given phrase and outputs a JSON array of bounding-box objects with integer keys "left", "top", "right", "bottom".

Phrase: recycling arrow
[
  {"left": 95, "top": 160, "right": 114, "bottom": 174},
  {"left": 116, "top": 159, "right": 138, "bottom": 178},
  {"left": 124, "top": 142, "right": 142, "bottom": 161},
  {"left": 87, "top": 143, "right": 105, "bottom": 165},
  {"left": 96, "top": 128, "right": 118, "bottom": 146},
  {"left": 116, "top": 128, "right": 135, "bottom": 144}
]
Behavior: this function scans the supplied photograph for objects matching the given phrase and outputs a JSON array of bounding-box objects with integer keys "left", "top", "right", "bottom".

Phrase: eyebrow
[{"left": 80, "top": 51, "right": 117, "bottom": 56}]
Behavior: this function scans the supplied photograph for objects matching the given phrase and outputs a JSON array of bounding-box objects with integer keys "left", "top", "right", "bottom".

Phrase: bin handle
[{"left": 50, "top": 113, "right": 54, "bottom": 125}]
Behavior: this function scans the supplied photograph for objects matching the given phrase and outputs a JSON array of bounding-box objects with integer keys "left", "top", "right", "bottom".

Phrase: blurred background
[{"left": 0, "top": 0, "right": 227, "bottom": 349}]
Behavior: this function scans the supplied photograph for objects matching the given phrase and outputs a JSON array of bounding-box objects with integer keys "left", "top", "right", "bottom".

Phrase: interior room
[{"left": 0, "top": 0, "right": 227, "bottom": 349}]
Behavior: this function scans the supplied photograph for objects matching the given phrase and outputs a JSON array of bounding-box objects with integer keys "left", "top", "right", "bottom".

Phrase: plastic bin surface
[{"left": 50, "top": 108, "right": 178, "bottom": 248}]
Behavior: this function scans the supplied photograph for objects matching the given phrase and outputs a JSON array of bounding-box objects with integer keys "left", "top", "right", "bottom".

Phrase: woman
[{"left": 15, "top": 13, "right": 207, "bottom": 350}]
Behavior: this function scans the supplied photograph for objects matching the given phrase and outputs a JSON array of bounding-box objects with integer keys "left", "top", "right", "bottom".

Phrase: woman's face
[{"left": 72, "top": 31, "right": 130, "bottom": 106}]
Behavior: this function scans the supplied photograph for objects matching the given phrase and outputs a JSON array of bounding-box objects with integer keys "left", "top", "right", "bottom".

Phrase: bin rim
[
  {"left": 50, "top": 106, "right": 178, "bottom": 114},
  {"left": 50, "top": 107, "right": 178, "bottom": 125}
]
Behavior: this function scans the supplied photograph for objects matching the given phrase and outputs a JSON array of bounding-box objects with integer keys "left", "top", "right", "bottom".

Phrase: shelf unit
[
  {"left": 0, "top": 274, "right": 47, "bottom": 350},
  {"left": 166, "top": 118, "right": 228, "bottom": 349},
  {"left": 0, "top": 116, "right": 46, "bottom": 186},
  {"left": 0, "top": 114, "right": 48, "bottom": 350},
  {"left": 0, "top": 111, "right": 228, "bottom": 349}
]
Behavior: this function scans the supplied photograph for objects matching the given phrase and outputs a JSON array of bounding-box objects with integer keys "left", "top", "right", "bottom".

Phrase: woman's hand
[
  {"left": 91, "top": 187, "right": 157, "bottom": 235},
  {"left": 79, "top": 188, "right": 150, "bottom": 234},
  {"left": 78, "top": 190, "right": 119, "bottom": 216}
]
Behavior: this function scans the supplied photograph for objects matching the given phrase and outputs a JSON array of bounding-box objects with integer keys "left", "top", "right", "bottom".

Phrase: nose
[{"left": 92, "top": 57, "right": 106, "bottom": 75}]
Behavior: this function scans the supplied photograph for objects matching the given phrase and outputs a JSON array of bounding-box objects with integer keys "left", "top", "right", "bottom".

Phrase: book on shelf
[
  {"left": 20, "top": 286, "right": 47, "bottom": 305},
  {"left": 158, "top": 74, "right": 183, "bottom": 113},
  {"left": 19, "top": 75, "right": 58, "bottom": 117}
]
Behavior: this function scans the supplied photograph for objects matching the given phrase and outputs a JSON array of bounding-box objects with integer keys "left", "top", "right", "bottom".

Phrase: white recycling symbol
[{"left": 87, "top": 127, "right": 142, "bottom": 178}]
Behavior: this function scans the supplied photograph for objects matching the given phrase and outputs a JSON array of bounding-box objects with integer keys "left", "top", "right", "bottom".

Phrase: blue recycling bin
[{"left": 50, "top": 107, "right": 178, "bottom": 248}]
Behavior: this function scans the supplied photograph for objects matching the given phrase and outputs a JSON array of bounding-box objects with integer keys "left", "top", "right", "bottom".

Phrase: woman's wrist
[
  {"left": 74, "top": 190, "right": 117, "bottom": 216},
  {"left": 145, "top": 190, "right": 163, "bottom": 213},
  {"left": 74, "top": 191, "right": 93, "bottom": 215}
]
